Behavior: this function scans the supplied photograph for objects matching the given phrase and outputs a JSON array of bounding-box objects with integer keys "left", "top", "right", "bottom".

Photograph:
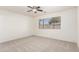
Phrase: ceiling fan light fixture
[{"left": 32, "top": 9, "right": 37, "bottom": 12}]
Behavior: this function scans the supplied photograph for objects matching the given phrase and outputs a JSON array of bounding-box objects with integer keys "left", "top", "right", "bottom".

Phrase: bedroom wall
[
  {"left": 0, "top": 10, "right": 33, "bottom": 43},
  {"left": 77, "top": 7, "right": 79, "bottom": 47},
  {"left": 34, "top": 8, "right": 77, "bottom": 43}
]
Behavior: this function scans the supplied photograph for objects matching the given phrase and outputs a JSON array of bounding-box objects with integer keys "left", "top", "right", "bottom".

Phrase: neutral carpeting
[{"left": 0, "top": 36, "right": 79, "bottom": 52}]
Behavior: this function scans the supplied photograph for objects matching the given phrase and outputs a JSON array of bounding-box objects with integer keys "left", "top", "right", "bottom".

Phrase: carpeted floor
[{"left": 0, "top": 36, "right": 79, "bottom": 52}]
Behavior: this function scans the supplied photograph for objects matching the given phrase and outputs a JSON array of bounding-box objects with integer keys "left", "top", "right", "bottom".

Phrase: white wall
[
  {"left": 0, "top": 7, "right": 77, "bottom": 43},
  {"left": 77, "top": 7, "right": 79, "bottom": 47},
  {"left": 0, "top": 10, "right": 33, "bottom": 43},
  {"left": 34, "top": 8, "right": 77, "bottom": 43}
]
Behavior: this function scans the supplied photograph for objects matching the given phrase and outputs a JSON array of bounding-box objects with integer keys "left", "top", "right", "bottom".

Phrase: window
[{"left": 39, "top": 16, "right": 61, "bottom": 29}]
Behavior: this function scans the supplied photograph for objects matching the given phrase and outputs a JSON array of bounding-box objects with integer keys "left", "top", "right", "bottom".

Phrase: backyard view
[{"left": 39, "top": 16, "right": 61, "bottom": 29}]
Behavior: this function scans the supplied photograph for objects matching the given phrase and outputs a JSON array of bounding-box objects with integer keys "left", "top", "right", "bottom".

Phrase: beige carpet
[{"left": 0, "top": 36, "right": 79, "bottom": 52}]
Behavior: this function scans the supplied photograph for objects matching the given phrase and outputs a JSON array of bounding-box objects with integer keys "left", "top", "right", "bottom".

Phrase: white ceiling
[{"left": 0, "top": 6, "right": 76, "bottom": 17}]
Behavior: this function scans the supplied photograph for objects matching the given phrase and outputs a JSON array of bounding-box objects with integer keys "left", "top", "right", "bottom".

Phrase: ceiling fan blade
[
  {"left": 37, "top": 9, "right": 43, "bottom": 12},
  {"left": 27, "top": 6, "right": 33, "bottom": 9},
  {"left": 37, "top": 6, "right": 40, "bottom": 8},
  {"left": 27, "top": 10, "right": 32, "bottom": 12}
]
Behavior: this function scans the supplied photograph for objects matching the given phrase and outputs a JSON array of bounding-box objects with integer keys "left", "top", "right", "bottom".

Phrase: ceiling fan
[{"left": 27, "top": 6, "right": 46, "bottom": 13}]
